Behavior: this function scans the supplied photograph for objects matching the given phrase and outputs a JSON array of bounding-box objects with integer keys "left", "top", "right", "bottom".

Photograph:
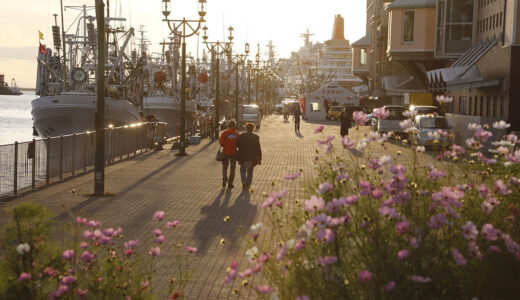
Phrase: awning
[{"left": 427, "top": 39, "right": 498, "bottom": 91}]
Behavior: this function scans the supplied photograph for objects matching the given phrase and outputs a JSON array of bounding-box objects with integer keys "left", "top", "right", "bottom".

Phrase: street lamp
[
  {"left": 230, "top": 43, "right": 249, "bottom": 127},
  {"left": 202, "top": 25, "right": 233, "bottom": 139},
  {"left": 162, "top": 0, "right": 206, "bottom": 156}
]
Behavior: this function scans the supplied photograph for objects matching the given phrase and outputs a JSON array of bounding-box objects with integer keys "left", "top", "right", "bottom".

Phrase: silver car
[
  {"left": 377, "top": 105, "right": 407, "bottom": 136},
  {"left": 410, "top": 115, "right": 452, "bottom": 147}
]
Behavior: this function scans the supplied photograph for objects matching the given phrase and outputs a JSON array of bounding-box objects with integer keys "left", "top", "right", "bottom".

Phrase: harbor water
[{"left": 0, "top": 91, "right": 36, "bottom": 145}]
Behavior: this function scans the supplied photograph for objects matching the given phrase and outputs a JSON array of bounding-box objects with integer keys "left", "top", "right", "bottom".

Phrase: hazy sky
[{"left": 0, "top": 0, "right": 367, "bottom": 88}]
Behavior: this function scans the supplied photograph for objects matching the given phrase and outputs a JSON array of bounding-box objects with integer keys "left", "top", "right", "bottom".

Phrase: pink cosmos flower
[
  {"left": 481, "top": 201, "right": 494, "bottom": 214},
  {"left": 102, "top": 228, "right": 115, "bottom": 237},
  {"left": 50, "top": 285, "right": 70, "bottom": 299},
  {"left": 284, "top": 173, "right": 302, "bottom": 180},
  {"left": 295, "top": 296, "right": 310, "bottom": 300},
  {"left": 327, "top": 216, "right": 348, "bottom": 227},
  {"left": 113, "top": 227, "right": 123, "bottom": 236},
  {"left": 92, "top": 229, "right": 103, "bottom": 239},
  {"left": 489, "top": 245, "right": 501, "bottom": 253},
  {"left": 495, "top": 179, "right": 511, "bottom": 195},
  {"left": 167, "top": 220, "right": 180, "bottom": 228},
  {"left": 452, "top": 248, "right": 467, "bottom": 265},
  {"left": 411, "top": 275, "right": 431, "bottom": 283},
  {"left": 223, "top": 261, "right": 239, "bottom": 284},
  {"left": 379, "top": 206, "right": 399, "bottom": 219},
  {"left": 304, "top": 196, "right": 325, "bottom": 212},
  {"left": 314, "top": 125, "right": 325, "bottom": 134},
  {"left": 76, "top": 288, "right": 88, "bottom": 299},
  {"left": 436, "top": 95, "right": 453, "bottom": 104},
  {"left": 257, "top": 285, "right": 273, "bottom": 294},
  {"left": 124, "top": 249, "right": 133, "bottom": 257},
  {"left": 185, "top": 246, "right": 198, "bottom": 253},
  {"left": 396, "top": 221, "right": 409, "bottom": 235},
  {"left": 481, "top": 224, "right": 498, "bottom": 241},
  {"left": 238, "top": 268, "right": 253, "bottom": 278},
  {"left": 429, "top": 213, "right": 448, "bottom": 229},
  {"left": 409, "top": 237, "right": 419, "bottom": 249},
  {"left": 276, "top": 245, "right": 288, "bottom": 261},
  {"left": 353, "top": 111, "right": 369, "bottom": 125},
  {"left": 397, "top": 249, "right": 410, "bottom": 260},
  {"left": 148, "top": 246, "right": 161, "bottom": 257},
  {"left": 83, "top": 230, "right": 93, "bottom": 240},
  {"left": 373, "top": 107, "right": 390, "bottom": 119},
  {"left": 317, "top": 256, "right": 338, "bottom": 266},
  {"left": 98, "top": 236, "right": 111, "bottom": 245},
  {"left": 295, "top": 239, "right": 306, "bottom": 251},
  {"left": 371, "top": 189, "right": 383, "bottom": 199},
  {"left": 316, "top": 229, "right": 335, "bottom": 243},
  {"left": 461, "top": 221, "right": 478, "bottom": 240},
  {"left": 326, "top": 198, "right": 343, "bottom": 214},
  {"left": 86, "top": 220, "right": 101, "bottom": 228},
  {"left": 80, "top": 251, "right": 95, "bottom": 263},
  {"left": 154, "top": 235, "right": 165, "bottom": 244},
  {"left": 79, "top": 242, "right": 88, "bottom": 249},
  {"left": 60, "top": 275, "right": 75, "bottom": 285},
  {"left": 18, "top": 272, "right": 31, "bottom": 282},
  {"left": 75, "top": 217, "right": 87, "bottom": 225},
  {"left": 124, "top": 240, "right": 138, "bottom": 248},
  {"left": 341, "top": 136, "right": 355, "bottom": 149},
  {"left": 385, "top": 281, "right": 396, "bottom": 292},
  {"left": 503, "top": 234, "right": 520, "bottom": 254},
  {"left": 317, "top": 182, "right": 334, "bottom": 194},
  {"left": 358, "top": 270, "right": 372, "bottom": 283},
  {"left": 153, "top": 229, "right": 163, "bottom": 236},
  {"left": 468, "top": 241, "right": 483, "bottom": 260},
  {"left": 399, "top": 119, "right": 412, "bottom": 130},
  {"left": 62, "top": 249, "right": 74, "bottom": 260},
  {"left": 153, "top": 211, "right": 165, "bottom": 221}
]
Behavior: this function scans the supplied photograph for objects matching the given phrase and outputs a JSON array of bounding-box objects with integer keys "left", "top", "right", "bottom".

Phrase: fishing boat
[
  {"left": 32, "top": 4, "right": 142, "bottom": 137},
  {"left": 0, "top": 75, "right": 22, "bottom": 95}
]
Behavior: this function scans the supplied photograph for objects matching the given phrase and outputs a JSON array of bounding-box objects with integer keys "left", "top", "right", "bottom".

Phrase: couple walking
[{"left": 219, "top": 121, "right": 262, "bottom": 190}]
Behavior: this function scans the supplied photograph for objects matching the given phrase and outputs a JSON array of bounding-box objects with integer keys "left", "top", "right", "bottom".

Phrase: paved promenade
[{"left": 0, "top": 116, "right": 440, "bottom": 299}]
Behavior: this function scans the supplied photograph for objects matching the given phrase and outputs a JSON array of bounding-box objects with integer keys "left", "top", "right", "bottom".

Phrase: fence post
[
  {"left": 46, "top": 137, "right": 50, "bottom": 185},
  {"left": 84, "top": 134, "right": 88, "bottom": 173},
  {"left": 59, "top": 135, "right": 63, "bottom": 180},
  {"left": 72, "top": 134, "right": 75, "bottom": 176},
  {"left": 13, "top": 142, "right": 18, "bottom": 196},
  {"left": 32, "top": 139, "right": 36, "bottom": 190}
]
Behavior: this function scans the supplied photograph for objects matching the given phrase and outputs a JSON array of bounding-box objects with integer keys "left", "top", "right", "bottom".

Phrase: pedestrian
[
  {"left": 236, "top": 123, "right": 262, "bottom": 190},
  {"left": 340, "top": 107, "right": 352, "bottom": 137},
  {"left": 219, "top": 120, "right": 240, "bottom": 188},
  {"left": 293, "top": 107, "right": 301, "bottom": 133}
]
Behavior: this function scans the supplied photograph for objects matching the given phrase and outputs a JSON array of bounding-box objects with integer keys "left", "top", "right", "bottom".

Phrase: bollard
[
  {"left": 31, "top": 139, "right": 36, "bottom": 190},
  {"left": 46, "top": 137, "right": 50, "bottom": 185},
  {"left": 71, "top": 134, "right": 75, "bottom": 176},
  {"left": 59, "top": 135, "right": 63, "bottom": 180},
  {"left": 14, "top": 142, "right": 18, "bottom": 195}
]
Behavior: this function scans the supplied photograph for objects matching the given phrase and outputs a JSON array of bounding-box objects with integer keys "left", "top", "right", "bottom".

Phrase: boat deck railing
[{"left": 0, "top": 122, "right": 168, "bottom": 198}]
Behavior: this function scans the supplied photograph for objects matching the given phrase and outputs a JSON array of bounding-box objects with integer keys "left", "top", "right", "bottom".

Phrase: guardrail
[{"left": 0, "top": 122, "right": 167, "bottom": 198}]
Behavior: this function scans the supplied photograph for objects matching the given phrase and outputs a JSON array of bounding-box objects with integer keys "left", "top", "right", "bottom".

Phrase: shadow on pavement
[{"left": 194, "top": 189, "right": 257, "bottom": 254}]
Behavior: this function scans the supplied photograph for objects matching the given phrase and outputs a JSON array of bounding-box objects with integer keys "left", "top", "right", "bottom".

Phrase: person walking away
[
  {"left": 340, "top": 107, "right": 352, "bottom": 137},
  {"left": 219, "top": 120, "right": 240, "bottom": 188},
  {"left": 293, "top": 107, "right": 301, "bottom": 133},
  {"left": 236, "top": 123, "right": 262, "bottom": 190},
  {"left": 283, "top": 106, "right": 289, "bottom": 122}
]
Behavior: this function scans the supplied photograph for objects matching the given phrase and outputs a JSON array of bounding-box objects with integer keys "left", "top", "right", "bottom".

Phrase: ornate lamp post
[
  {"left": 161, "top": 0, "right": 206, "bottom": 156},
  {"left": 230, "top": 43, "right": 249, "bottom": 126},
  {"left": 247, "top": 60, "right": 252, "bottom": 104},
  {"left": 202, "top": 25, "right": 233, "bottom": 138}
]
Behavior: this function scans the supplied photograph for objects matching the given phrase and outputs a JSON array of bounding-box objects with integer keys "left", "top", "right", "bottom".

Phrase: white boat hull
[
  {"left": 143, "top": 96, "right": 197, "bottom": 138},
  {"left": 32, "top": 93, "right": 141, "bottom": 137}
]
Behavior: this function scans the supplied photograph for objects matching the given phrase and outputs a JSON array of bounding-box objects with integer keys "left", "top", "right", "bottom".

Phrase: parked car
[
  {"left": 409, "top": 105, "right": 442, "bottom": 116},
  {"left": 326, "top": 106, "right": 344, "bottom": 120},
  {"left": 410, "top": 115, "right": 452, "bottom": 148},
  {"left": 377, "top": 105, "right": 408, "bottom": 135}
]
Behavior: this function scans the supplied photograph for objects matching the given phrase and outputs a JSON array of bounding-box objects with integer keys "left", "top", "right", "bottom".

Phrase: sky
[{"left": 0, "top": 0, "right": 367, "bottom": 88}]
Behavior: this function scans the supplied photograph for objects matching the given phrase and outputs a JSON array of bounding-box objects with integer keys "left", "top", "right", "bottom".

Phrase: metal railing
[{"left": 0, "top": 122, "right": 167, "bottom": 198}]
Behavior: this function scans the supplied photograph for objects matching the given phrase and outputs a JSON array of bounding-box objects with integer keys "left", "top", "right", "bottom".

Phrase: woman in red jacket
[{"left": 219, "top": 120, "right": 240, "bottom": 188}]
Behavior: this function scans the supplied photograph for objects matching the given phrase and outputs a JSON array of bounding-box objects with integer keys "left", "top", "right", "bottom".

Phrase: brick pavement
[{"left": 0, "top": 115, "right": 442, "bottom": 299}]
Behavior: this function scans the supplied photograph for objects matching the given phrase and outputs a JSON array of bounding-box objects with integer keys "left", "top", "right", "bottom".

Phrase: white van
[{"left": 239, "top": 104, "right": 261, "bottom": 129}]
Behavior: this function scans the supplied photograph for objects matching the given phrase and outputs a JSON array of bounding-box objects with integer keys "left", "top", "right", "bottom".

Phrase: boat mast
[{"left": 60, "top": 0, "right": 67, "bottom": 89}]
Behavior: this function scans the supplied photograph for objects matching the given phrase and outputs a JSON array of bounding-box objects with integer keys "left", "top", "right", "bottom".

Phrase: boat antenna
[{"left": 60, "top": 0, "right": 67, "bottom": 89}]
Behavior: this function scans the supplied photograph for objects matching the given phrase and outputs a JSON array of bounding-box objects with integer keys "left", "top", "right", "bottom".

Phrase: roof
[
  {"left": 388, "top": 0, "right": 436, "bottom": 9},
  {"left": 352, "top": 34, "right": 370, "bottom": 47}
]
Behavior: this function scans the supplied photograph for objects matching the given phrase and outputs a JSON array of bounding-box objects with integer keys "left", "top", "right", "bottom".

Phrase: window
[
  {"left": 435, "top": 0, "right": 474, "bottom": 56},
  {"left": 473, "top": 96, "right": 478, "bottom": 115},
  {"left": 480, "top": 96, "right": 484, "bottom": 116},
  {"left": 493, "top": 96, "right": 498, "bottom": 117},
  {"left": 420, "top": 117, "right": 449, "bottom": 129},
  {"left": 311, "top": 102, "right": 321, "bottom": 112},
  {"left": 500, "top": 96, "right": 505, "bottom": 119},
  {"left": 403, "top": 11, "right": 415, "bottom": 42},
  {"left": 486, "top": 96, "right": 491, "bottom": 117},
  {"left": 469, "top": 97, "right": 473, "bottom": 115},
  {"left": 360, "top": 48, "right": 367, "bottom": 65},
  {"left": 459, "top": 97, "right": 467, "bottom": 115}
]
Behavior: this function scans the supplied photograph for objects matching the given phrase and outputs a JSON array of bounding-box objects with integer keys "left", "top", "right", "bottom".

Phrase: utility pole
[{"left": 94, "top": 0, "right": 105, "bottom": 196}]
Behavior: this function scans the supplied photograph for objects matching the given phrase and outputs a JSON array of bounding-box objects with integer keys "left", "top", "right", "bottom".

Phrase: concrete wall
[
  {"left": 388, "top": 7, "right": 436, "bottom": 52},
  {"left": 446, "top": 113, "right": 504, "bottom": 150}
]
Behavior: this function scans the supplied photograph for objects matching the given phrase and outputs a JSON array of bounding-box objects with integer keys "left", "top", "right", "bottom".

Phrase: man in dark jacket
[
  {"left": 219, "top": 120, "right": 240, "bottom": 188},
  {"left": 236, "top": 123, "right": 262, "bottom": 190},
  {"left": 293, "top": 107, "right": 301, "bottom": 133}
]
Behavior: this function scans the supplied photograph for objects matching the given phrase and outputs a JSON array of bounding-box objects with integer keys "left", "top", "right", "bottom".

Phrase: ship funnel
[{"left": 331, "top": 14, "right": 345, "bottom": 40}]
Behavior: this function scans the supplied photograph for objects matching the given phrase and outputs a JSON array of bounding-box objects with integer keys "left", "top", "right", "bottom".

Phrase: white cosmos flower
[
  {"left": 250, "top": 222, "right": 263, "bottom": 233},
  {"left": 492, "top": 121, "right": 510, "bottom": 130},
  {"left": 286, "top": 239, "right": 296, "bottom": 249},
  {"left": 415, "top": 146, "right": 426, "bottom": 153},
  {"left": 245, "top": 246, "right": 258, "bottom": 260},
  {"left": 16, "top": 243, "right": 30, "bottom": 255}
]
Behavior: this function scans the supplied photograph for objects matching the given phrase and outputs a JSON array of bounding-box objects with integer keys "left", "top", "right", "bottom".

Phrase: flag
[
  {"left": 39, "top": 31, "right": 44, "bottom": 40},
  {"left": 39, "top": 43, "right": 48, "bottom": 55}
]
